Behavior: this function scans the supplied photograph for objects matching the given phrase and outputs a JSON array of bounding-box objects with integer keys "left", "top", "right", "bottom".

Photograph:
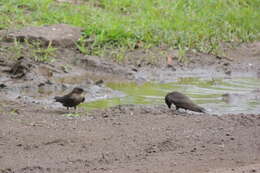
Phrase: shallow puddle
[{"left": 84, "top": 77, "right": 260, "bottom": 114}]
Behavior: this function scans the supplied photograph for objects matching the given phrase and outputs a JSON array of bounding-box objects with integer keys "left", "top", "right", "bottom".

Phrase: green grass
[
  {"left": 3, "top": 39, "right": 56, "bottom": 62},
  {"left": 0, "top": 0, "right": 260, "bottom": 57}
]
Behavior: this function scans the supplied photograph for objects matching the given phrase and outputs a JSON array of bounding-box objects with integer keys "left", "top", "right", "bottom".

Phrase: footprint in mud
[
  {"left": 16, "top": 143, "right": 39, "bottom": 151},
  {"left": 19, "top": 166, "right": 47, "bottom": 173},
  {"left": 145, "top": 139, "right": 181, "bottom": 154}
]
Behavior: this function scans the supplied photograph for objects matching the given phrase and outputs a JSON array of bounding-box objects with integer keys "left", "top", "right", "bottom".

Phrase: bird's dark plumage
[
  {"left": 54, "top": 87, "right": 85, "bottom": 110},
  {"left": 165, "top": 91, "right": 206, "bottom": 113}
]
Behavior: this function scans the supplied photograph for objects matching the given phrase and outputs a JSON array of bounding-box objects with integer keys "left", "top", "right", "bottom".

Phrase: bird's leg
[
  {"left": 73, "top": 106, "right": 79, "bottom": 114},
  {"left": 67, "top": 107, "right": 72, "bottom": 114}
]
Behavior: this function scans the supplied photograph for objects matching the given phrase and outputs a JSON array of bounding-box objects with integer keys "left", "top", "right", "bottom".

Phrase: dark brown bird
[
  {"left": 54, "top": 87, "right": 85, "bottom": 110},
  {"left": 165, "top": 91, "right": 206, "bottom": 113}
]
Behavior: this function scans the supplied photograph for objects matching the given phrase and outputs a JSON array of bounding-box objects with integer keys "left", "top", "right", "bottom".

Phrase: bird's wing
[
  {"left": 70, "top": 94, "right": 85, "bottom": 103},
  {"left": 173, "top": 98, "right": 196, "bottom": 108},
  {"left": 58, "top": 94, "right": 74, "bottom": 103}
]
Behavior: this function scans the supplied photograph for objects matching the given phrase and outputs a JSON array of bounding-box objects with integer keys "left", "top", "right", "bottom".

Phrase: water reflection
[{"left": 83, "top": 77, "right": 260, "bottom": 114}]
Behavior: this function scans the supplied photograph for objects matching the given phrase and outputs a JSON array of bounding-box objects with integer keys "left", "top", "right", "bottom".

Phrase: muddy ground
[
  {"left": 0, "top": 102, "right": 260, "bottom": 173},
  {"left": 0, "top": 31, "right": 260, "bottom": 173}
]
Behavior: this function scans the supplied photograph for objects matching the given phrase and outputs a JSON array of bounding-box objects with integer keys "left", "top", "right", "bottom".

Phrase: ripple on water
[{"left": 83, "top": 77, "right": 260, "bottom": 115}]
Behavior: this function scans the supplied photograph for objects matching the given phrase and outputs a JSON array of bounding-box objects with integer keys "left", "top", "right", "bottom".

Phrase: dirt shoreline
[
  {"left": 0, "top": 39, "right": 260, "bottom": 172},
  {"left": 0, "top": 102, "right": 260, "bottom": 173}
]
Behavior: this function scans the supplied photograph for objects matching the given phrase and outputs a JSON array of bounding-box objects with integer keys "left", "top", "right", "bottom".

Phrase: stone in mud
[
  {"left": 38, "top": 66, "right": 53, "bottom": 78},
  {"left": 166, "top": 64, "right": 176, "bottom": 71},
  {"left": 5, "top": 24, "right": 82, "bottom": 47},
  {"left": 222, "top": 91, "right": 260, "bottom": 105},
  {"left": 224, "top": 69, "right": 232, "bottom": 75},
  {"left": 0, "top": 83, "right": 7, "bottom": 88},
  {"left": 80, "top": 56, "right": 102, "bottom": 68},
  {"left": 95, "top": 79, "right": 104, "bottom": 86}
]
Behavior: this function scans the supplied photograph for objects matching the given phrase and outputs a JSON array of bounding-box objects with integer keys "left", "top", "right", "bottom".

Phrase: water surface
[{"left": 84, "top": 77, "right": 260, "bottom": 114}]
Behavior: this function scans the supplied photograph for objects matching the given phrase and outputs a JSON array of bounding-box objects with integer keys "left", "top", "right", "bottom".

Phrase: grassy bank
[{"left": 1, "top": 0, "right": 260, "bottom": 57}]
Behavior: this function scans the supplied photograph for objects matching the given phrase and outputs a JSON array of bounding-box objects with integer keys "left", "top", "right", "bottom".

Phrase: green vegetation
[
  {"left": 4, "top": 39, "right": 56, "bottom": 62},
  {"left": 1, "top": 0, "right": 260, "bottom": 58},
  {"left": 28, "top": 41, "right": 56, "bottom": 62}
]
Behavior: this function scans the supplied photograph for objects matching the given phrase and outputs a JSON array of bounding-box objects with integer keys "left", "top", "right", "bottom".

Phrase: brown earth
[
  {"left": 1, "top": 25, "right": 260, "bottom": 172},
  {"left": 0, "top": 102, "right": 260, "bottom": 173}
]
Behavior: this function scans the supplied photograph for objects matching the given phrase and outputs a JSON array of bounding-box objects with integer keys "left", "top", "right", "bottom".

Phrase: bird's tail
[
  {"left": 188, "top": 103, "right": 207, "bottom": 113},
  {"left": 82, "top": 97, "right": 85, "bottom": 102},
  {"left": 54, "top": 96, "right": 62, "bottom": 102},
  {"left": 195, "top": 106, "right": 206, "bottom": 113}
]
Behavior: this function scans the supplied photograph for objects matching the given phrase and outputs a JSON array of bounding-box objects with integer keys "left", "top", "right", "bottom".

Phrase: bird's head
[{"left": 72, "top": 87, "right": 85, "bottom": 94}]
